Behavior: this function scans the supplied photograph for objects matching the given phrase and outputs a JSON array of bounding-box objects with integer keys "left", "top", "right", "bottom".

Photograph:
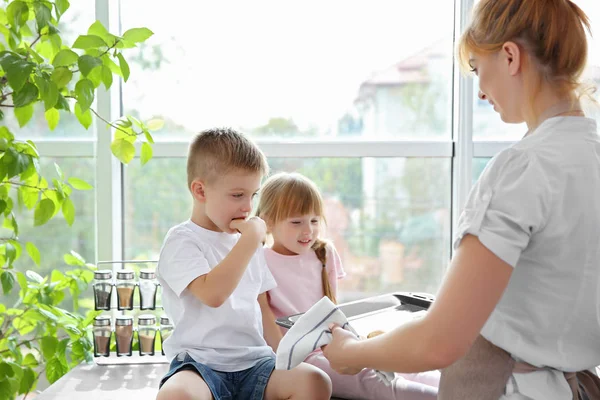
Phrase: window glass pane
[
  {"left": 472, "top": 0, "right": 600, "bottom": 140},
  {"left": 2, "top": 0, "right": 97, "bottom": 139},
  {"left": 124, "top": 157, "right": 451, "bottom": 301},
  {"left": 120, "top": 0, "right": 454, "bottom": 141},
  {"left": 7, "top": 158, "right": 96, "bottom": 311}
]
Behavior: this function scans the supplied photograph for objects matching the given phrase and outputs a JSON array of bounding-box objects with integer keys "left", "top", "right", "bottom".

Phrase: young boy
[{"left": 155, "top": 128, "right": 332, "bottom": 400}]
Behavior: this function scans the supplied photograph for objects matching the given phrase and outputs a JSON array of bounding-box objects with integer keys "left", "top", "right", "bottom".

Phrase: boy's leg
[
  {"left": 156, "top": 370, "right": 214, "bottom": 400},
  {"left": 306, "top": 352, "right": 438, "bottom": 400},
  {"left": 264, "top": 362, "right": 332, "bottom": 400}
]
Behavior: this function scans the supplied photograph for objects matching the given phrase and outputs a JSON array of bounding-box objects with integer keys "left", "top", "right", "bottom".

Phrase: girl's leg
[
  {"left": 397, "top": 370, "right": 440, "bottom": 389},
  {"left": 306, "top": 352, "right": 438, "bottom": 400}
]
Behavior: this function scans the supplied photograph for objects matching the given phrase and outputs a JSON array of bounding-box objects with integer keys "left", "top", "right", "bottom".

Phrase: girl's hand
[{"left": 322, "top": 324, "right": 363, "bottom": 375}]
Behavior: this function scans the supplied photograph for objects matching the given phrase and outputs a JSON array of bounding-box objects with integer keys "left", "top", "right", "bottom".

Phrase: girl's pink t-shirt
[{"left": 265, "top": 244, "right": 346, "bottom": 321}]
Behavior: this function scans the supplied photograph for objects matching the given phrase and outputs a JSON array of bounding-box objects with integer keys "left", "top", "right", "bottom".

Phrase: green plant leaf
[
  {"left": 34, "top": 2, "right": 52, "bottom": 32},
  {"left": 77, "top": 55, "right": 102, "bottom": 77},
  {"left": 20, "top": 185, "right": 39, "bottom": 209},
  {"left": 143, "top": 129, "right": 154, "bottom": 144},
  {"left": 1, "top": 270, "right": 15, "bottom": 294},
  {"left": 64, "top": 250, "right": 85, "bottom": 266},
  {"left": 51, "top": 67, "right": 73, "bottom": 88},
  {"left": 110, "top": 137, "right": 135, "bottom": 164},
  {"left": 101, "top": 54, "right": 122, "bottom": 77},
  {"left": 41, "top": 337, "right": 59, "bottom": 360},
  {"left": 5, "top": 242, "right": 16, "bottom": 265},
  {"left": 54, "top": 94, "right": 70, "bottom": 111},
  {"left": 72, "top": 34, "right": 106, "bottom": 50},
  {"left": 6, "top": 1, "right": 28, "bottom": 29},
  {"left": 25, "top": 270, "right": 43, "bottom": 284},
  {"left": 52, "top": 49, "right": 78, "bottom": 67},
  {"left": 0, "top": 361, "right": 14, "bottom": 378},
  {"left": 141, "top": 142, "right": 153, "bottom": 166},
  {"left": 62, "top": 197, "right": 74, "bottom": 226},
  {"left": 122, "top": 27, "right": 154, "bottom": 43},
  {"left": 54, "top": 0, "right": 70, "bottom": 20},
  {"left": 146, "top": 118, "right": 164, "bottom": 131},
  {"left": 67, "top": 177, "right": 93, "bottom": 190},
  {"left": 5, "top": 147, "right": 31, "bottom": 178},
  {"left": 26, "top": 242, "right": 41, "bottom": 266},
  {"left": 101, "top": 65, "right": 113, "bottom": 89},
  {"left": 53, "top": 178, "right": 65, "bottom": 200},
  {"left": 12, "top": 83, "right": 39, "bottom": 107},
  {"left": 54, "top": 162, "right": 64, "bottom": 180},
  {"left": 22, "top": 354, "right": 38, "bottom": 369},
  {"left": 34, "top": 198, "right": 55, "bottom": 226},
  {"left": 19, "top": 366, "right": 36, "bottom": 395},
  {"left": 73, "top": 102, "right": 92, "bottom": 129},
  {"left": 0, "top": 51, "right": 20, "bottom": 70},
  {"left": 45, "top": 107, "right": 60, "bottom": 130},
  {"left": 0, "top": 377, "right": 13, "bottom": 399},
  {"left": 116, "top": 53, "right": 130, "bottom": 82},
  {"left": 86, "top": 64, "right": 104, "bottom": 88},
  {"left": 87, "top": 20, "right": 115, "bottom": 45},
  {"left": 14, "top": 104, "right": 34, "bottom": 127},
  {"left": 43, "top": 82, "right": 59, "bottom": 111},
  {"left": 46, "top": 357, "right": 68, "bottom": 384},
  {"left": 75, "top": 79, "right": 94, "bottom": 112},
  {"left": 16, "top": 271, "right": 27, "bottom": 296},
  {"left": 5, "top": 60, "right": 35, "bottom": 92}
]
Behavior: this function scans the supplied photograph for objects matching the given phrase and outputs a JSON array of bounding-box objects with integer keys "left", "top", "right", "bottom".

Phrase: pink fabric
[
  {"left": 306, "top": 352, "right": 439, "bottom": 400},
  {"left": 265, "top": 244, "right": 346, "bottom": 325},
  {"left": 266, "top": 244, "right": 439, "bottom": 399}
]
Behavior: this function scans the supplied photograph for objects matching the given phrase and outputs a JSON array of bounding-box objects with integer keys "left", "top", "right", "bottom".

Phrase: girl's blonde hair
[
  {"left": 457, "top": 0, "right": 595, "bottom": 124},
  {"left": 256, "top": 172, "right": 336, "bottom": 304}
]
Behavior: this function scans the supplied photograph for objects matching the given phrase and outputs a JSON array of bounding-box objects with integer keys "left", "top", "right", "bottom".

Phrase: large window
[
  {"left": 118, "top": 0, "right": 456, "bottom": 295},
  {"left": 18, "top": 0, "right": 600, "bottom": 302}
]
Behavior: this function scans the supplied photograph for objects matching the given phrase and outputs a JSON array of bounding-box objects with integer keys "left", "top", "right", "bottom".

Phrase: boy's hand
[{"left": 230, "top": 216, "right": 266, "bottom": 244}]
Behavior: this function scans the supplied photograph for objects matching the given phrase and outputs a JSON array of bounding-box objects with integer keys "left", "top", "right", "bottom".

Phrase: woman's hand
[{"left": 322, "top": 324, "right": 363, "bottom": 375}]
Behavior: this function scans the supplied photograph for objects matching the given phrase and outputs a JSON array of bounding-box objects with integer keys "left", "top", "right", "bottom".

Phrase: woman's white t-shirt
[{"left": 454, "top": 116, "right": 600, "bottom": 399}]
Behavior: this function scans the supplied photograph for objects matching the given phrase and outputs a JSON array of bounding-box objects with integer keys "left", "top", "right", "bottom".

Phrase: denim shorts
[{"left": 159, "top": 352, "right": 276, "bottom": 400}]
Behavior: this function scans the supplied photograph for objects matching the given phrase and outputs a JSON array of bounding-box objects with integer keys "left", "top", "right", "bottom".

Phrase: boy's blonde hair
[
  {"left": 187, "top": 127, "right": 269, "bottom": 188},
  {"left": 256, "top": 172, "right": 336, "bottom": 304},
  {"left": 457, "top": 0, "right": 595, "bottom": 124}
]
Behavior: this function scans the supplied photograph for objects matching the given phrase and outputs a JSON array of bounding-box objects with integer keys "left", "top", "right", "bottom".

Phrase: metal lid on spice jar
[
  {"left": 94, "top": 270, "right": 112, "bottom": 280},
  {"left": 160, "top": 315, "right": 172, "bottom": 326},
  {"left": 94, "top": 315, "right": 112, "bottom": 327},
  {"left": 138, "top": 314, "right": 156, "bottom": 326},
  {"left": 139, "top": 269, "right": 156, "bottom": 280},
  {"left": 115, "top": 316, "right": 134, "bottom": 326},
  {"left": 116, "top": 269, "right": 135, "bottom": 280}
]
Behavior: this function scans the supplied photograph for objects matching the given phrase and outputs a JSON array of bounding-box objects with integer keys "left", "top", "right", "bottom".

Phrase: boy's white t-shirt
[
  {"left": 455, "top": 116, "right": 600, "bottom": 399},
  {"left": 156, "top": 220, "right": 277, "bottom": 372}
]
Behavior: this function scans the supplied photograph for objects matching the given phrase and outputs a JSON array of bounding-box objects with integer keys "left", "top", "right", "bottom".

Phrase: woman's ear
[
  {"left": 190, "top": 179, "right": 206, "bottom": 202},
  {"left": 502, "top": 41, "right": 522, "bottom": 76}
]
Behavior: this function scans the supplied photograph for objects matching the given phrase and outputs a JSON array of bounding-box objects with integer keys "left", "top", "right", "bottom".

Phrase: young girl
[
  {"left": 322, "top": 1, "right": 600, "bottom": 399},
  {"left": 256, "top": 172, "right": 439, "bottom": 400}
]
